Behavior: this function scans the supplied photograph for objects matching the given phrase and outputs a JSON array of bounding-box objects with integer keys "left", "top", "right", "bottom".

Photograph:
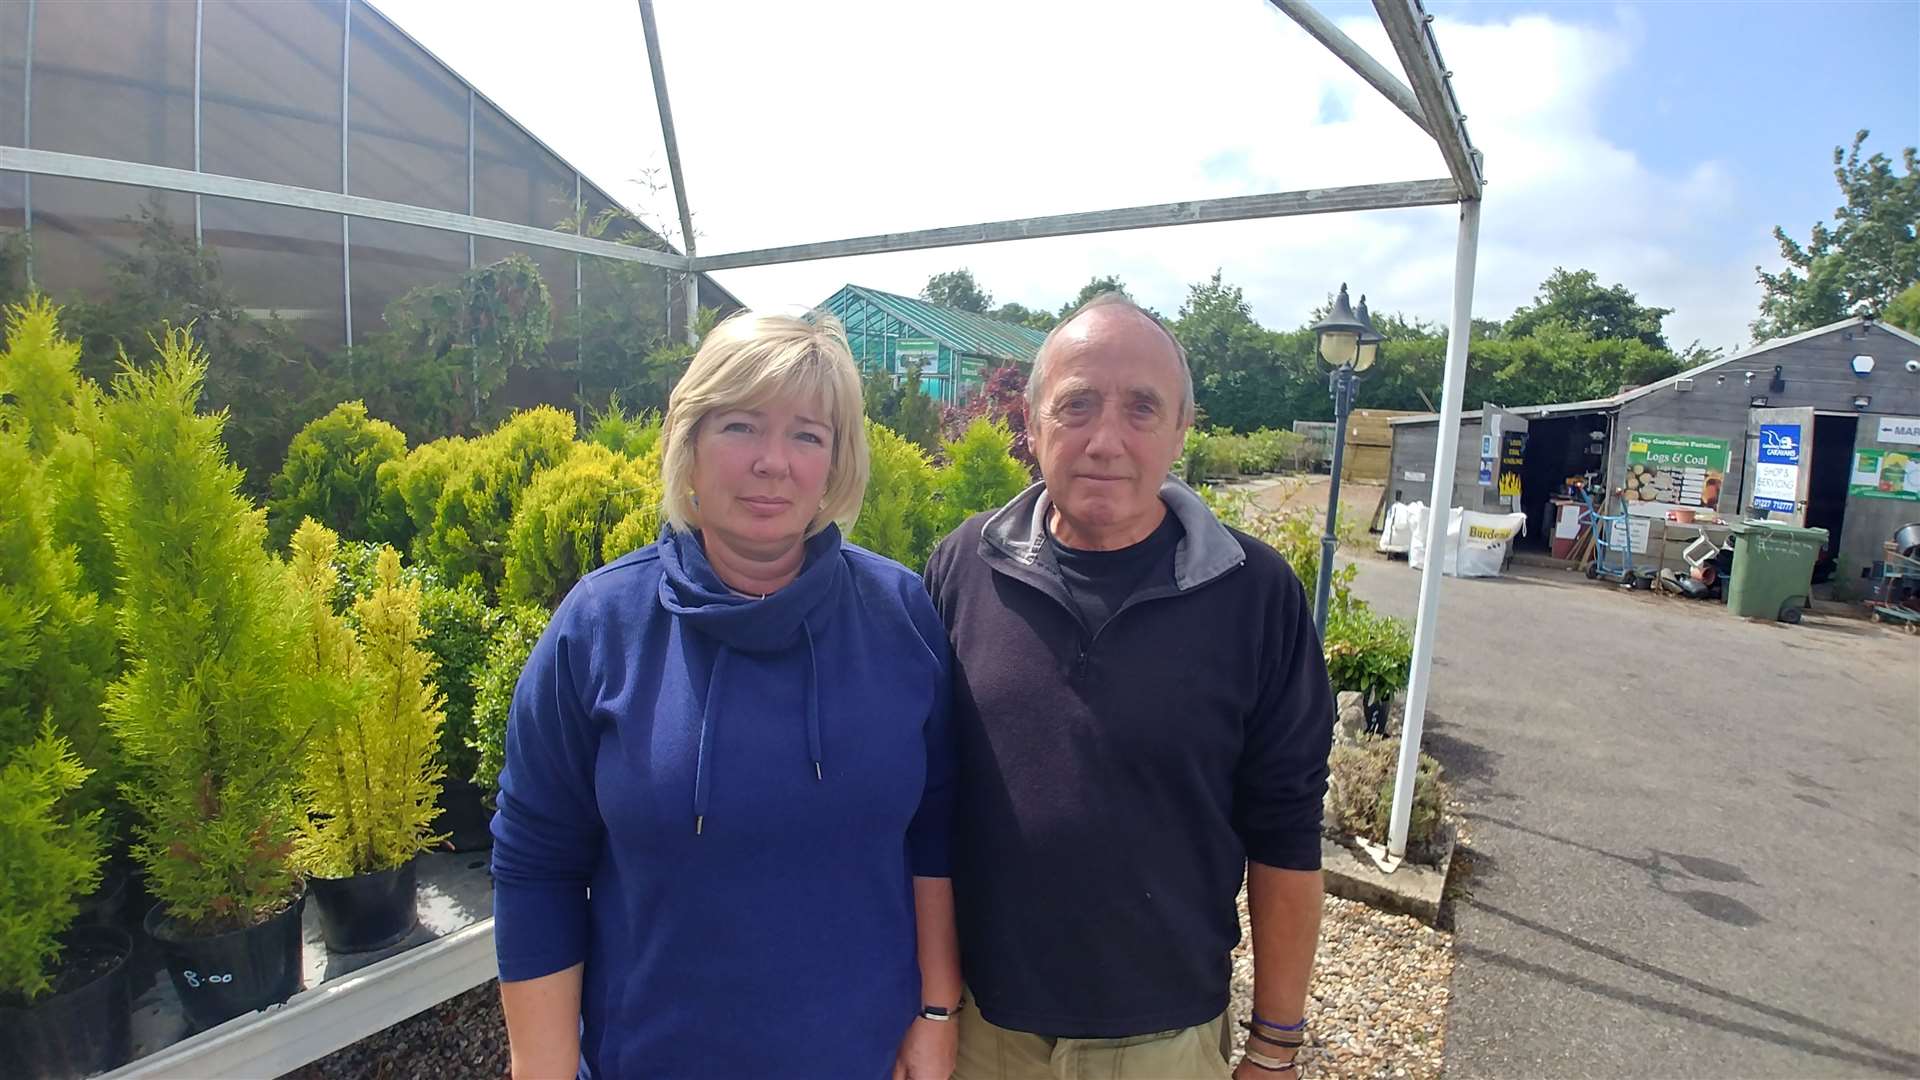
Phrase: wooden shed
[{"left": 1343, "top": 409, "right": 1418, "bottom": 482}]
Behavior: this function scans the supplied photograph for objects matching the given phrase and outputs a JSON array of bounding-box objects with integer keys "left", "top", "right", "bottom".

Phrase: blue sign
[
  {"left": 1752, "top": 423, "right": 1801, "bottom": 513},
  {"left": 1758, "top": 424, "right": 1801, "bottom": 465}
]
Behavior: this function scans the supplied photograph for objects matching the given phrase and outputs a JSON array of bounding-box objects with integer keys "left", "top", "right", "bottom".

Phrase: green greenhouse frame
[{"left": 821, "top": 284, "right": 1047, "bottom": 406}]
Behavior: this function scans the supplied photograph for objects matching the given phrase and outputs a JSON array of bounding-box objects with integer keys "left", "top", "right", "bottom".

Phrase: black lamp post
[{"left": 1309, "top": 284, "right": 1381, "bottom": 639}]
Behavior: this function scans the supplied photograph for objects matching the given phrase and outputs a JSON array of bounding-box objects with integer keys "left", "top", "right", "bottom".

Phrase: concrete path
[{"left": 1348, "top": 556, "right": 1920, "bottom": 1079}]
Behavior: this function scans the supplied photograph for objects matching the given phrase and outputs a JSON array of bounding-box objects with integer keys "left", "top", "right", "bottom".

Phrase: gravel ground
[
  {"left": 290, "top": 889, "right": 1456, "bottom": 1080},
  {"left": 1230, "top": 889, "right": 1455, "bottom": 1080},
  {"left": 283, "top": 983, "right": 509, "bottom": 1079}
]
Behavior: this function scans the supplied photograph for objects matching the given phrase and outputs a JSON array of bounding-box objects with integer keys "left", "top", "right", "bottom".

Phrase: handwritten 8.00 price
[{"left": 182, "top": 970, "right": 235, "bottom": 987}]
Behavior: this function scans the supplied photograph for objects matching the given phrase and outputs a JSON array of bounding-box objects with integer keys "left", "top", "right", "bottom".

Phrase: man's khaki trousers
[{"left": 953, "top": 1004, "right": 1234, "bottom": 1080}]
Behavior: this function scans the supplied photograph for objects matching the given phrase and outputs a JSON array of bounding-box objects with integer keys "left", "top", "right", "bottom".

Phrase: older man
[{"left": 924, "top": 294, "right": 1333, "bottom": 1079}]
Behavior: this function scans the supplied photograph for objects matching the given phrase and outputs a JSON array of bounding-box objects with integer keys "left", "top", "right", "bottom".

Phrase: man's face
[{"left": 1029, "top": 307, "right": 1190, "bottom": 549}]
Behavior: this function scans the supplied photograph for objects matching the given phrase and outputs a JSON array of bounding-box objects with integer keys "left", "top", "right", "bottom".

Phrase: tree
[
  {"left": 1058, "top": 275, "right": 1134, "bottom": 319},
  {"left": 943, "top": 365, "right": 1035, "bottom": 472},
  {"left": 1884, "top": 281, "right": 1920, "bottom": 334},
  {"left": 1503, "top": 268, "right": 1672, "bottom": 351},
  {"left": 989, "top": 301, "right": 1057, "bottom": 332},
  {"left": 921, "top": 269, "right": 992, "bottom": 313},
  {"left": 891, "top": 362, "right": 943, "bottom": 453},
  {"left": 1755, "top": 130, "right": 1919, "bottom": 341},
  {"left": 1172, "top": 271, "right": 1277, "bottom": 386}
]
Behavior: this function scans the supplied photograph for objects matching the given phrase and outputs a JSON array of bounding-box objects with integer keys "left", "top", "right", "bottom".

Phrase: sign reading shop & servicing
[{"left": 1751, "top": 423, "right": 1802, "bottom": 513}]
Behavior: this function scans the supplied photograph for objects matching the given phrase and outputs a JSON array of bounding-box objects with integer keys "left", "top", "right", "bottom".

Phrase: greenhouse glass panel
[
  {"left": 0, "top": 0, "right": 25, "bottom": 147},
  {"left": 348, "top": 218, "right": 468, "bottom": 345},
  {"left": 202, "top": 195, "right": 345, "bottom": 353},
  {"left": 27, "top": 176, "right": 190, "bottom": 301},
  {"left": 27, "top": 0, "right": 194, "bottom": 169},
  {"left": 201, "top": 0, "right": 344, "bottom": 191},
  {"left": 348, "top": 7, "right": 467, "bottom": 210},
  {"left": 473, "top": 96, "right": 574, "bottom": 230}
]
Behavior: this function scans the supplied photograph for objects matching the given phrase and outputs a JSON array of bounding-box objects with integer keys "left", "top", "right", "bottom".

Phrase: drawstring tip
[
  {"left": 814, "top": 762, "right": 823, "bottom": 781},
  {"left": 694, "top": 815, "right": 704, "bottom": 835}
]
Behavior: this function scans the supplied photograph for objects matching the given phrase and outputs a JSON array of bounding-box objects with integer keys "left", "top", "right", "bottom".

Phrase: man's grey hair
[{"left": 1027, "top": 292, "right": 1196, "bottom": 425}]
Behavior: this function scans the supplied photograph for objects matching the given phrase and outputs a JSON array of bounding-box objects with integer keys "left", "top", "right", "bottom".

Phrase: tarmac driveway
[{"left": 1347, "top": 557, "right": 1920, "bottom": 1079}]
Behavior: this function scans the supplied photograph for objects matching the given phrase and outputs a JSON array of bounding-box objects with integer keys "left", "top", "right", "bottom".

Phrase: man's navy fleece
[{"left": 490, "top": 524, "right": 954, "bottom": 1079}]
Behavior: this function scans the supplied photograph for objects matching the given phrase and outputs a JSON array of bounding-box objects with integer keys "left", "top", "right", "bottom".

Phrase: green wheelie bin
[{"left": 1725, "top": 520, "right": 1828, "bottom": 623}]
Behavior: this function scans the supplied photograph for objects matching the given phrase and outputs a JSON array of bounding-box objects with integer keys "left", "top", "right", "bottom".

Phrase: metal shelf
[{"left": 102, "top": 852, "right": 497, "bottom": 1079}]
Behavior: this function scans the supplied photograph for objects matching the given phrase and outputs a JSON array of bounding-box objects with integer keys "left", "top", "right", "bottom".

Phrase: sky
[{"left": 374, "top": 0, "right": 1919, "bottom": 355}]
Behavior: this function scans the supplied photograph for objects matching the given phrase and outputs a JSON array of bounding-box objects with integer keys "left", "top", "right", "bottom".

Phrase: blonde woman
[{"left": 490, "top": 311, "right": 961, "bottom": 1079}]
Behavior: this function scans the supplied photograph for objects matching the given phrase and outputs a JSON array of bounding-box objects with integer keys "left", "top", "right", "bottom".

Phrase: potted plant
[
  {"left": 291, "top": 525, "right": 446, "bottom": 953},
  {"left": 0, "top": 726, "right": 130, "bottom": 1079},
  {"left": 96, "top": 331, "right": 309, "bottom": 1032}
]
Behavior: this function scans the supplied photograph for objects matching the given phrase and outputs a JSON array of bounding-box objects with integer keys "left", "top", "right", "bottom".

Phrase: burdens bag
[{"left": 1455, "top": 510, "right": 1527, "bottom": 577}]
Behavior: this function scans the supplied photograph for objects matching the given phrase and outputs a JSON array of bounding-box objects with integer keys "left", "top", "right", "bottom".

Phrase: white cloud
[{"left": 373, "top": 0, "right": 1757, "bottom": 354}]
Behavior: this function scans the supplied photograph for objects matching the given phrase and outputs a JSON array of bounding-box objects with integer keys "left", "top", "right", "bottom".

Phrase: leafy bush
[
  {"left": 1, "top": 300, "right": 119, "bottom": 605},
  {"left": 602, "top": 446, "right": 665, "bottom": 562},
  {"left": 934, "top": 419, "right": 1032, "bottom": 538},
  {"left": 1323, "top": 604, "right": 1413, "bottom": 701},
  {"left": 416, "top": 583, "right": 497, "bottom": 785},
  {"left": 0, "top": 726, "right": 105, "bottom": 1005},
  {"left": 941, "top": 365, "right": 1035, "bottom": 474},
  {"left": 504, "top": 442, "right": 663, "bottom": 608},
  {"left": 1203, "top": 491, "right": 1358, "bottom": 617},
  {"left": 470, "top": 603, "right": 551, "bottom": 798},
  {"left": 96, "top": 329, "right": 305, "bottom": 933},
  {"left": 333, "top": 543, "right": 496, "bottom": 783},
  {"left": 0, "top": 433, "right": 119, "bottom": 822},
  {"left": 583, "top": 395, "right": 661, "bottom": 460},
  {"left": 296, "top": 538, "right": 446, "bottom": 878},
  {"left": 1180, "top": 429, "right": 1244, "bottom": 483},
  {"left": 1326, "top": 736, "right": 1448, "bottom": 855},
  {"left": 390, "top": 407, "right": 577, "bottom": 596},
  {"left": 268, "top": 401, "right": 408, "bottom": 549},
  {"left": 851, "top": 419, "right": 938, "bottom": 569}
]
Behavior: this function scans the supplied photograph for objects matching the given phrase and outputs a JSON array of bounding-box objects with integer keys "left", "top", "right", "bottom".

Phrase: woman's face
[{"left": 690, "top": 395, "right": 835, "bottom": 559}]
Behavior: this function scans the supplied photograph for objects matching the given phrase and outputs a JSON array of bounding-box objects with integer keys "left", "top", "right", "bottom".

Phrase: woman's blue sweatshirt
[{"left": 490, "top": 524, "right": 954, "bottom": 1079}]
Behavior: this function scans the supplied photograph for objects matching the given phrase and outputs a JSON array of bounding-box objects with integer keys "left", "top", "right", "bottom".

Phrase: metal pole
[
  {"left": 1314, "top": 364, "right": 1354, "bottom": 639},
  {"left": 22, "top": 0, "right": 34, "bottom": 289},
  {"left": 193, "top": 0, "right": 203, "bottom": 245},
  {"left": 340, "top": 0, "right": 353, "bottom": 352},
  {"left": 1389, "top": 197, "right": 1481, "bottom": 858},
  {"left": 637, "top": 0, "right": 698, "bottom": 345}
]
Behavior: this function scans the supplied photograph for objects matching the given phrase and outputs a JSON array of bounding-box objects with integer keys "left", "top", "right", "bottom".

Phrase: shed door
[{"left": 1745, "top": 406, "right": 1815, "bottom": 525}]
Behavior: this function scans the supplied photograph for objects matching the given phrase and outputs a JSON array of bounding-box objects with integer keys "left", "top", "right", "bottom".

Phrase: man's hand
[{"left": 893, "top": 1016, "right": 958, "bottom": 1080}]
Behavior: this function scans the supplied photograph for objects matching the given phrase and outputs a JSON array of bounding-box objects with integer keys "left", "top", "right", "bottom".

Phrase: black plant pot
[
  {"left": 436, "top": 777, "right": 494, "bottom": 852},
  {"left": 144, "top": 888, "right": 305, "bottom": 1032},
  {"left": 0, "top": 925, "right": 134, "bottom": 1079},
  {"left": 310, "top": 859, "right": 419, "bottom": 954}
]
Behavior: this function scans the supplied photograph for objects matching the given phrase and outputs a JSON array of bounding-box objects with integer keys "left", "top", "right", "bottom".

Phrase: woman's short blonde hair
[{"left": 661, "top": 309, "right": 870, "bottom": 537}]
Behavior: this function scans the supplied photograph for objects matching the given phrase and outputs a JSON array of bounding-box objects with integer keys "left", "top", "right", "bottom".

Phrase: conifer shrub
[
  {"left": 96, "top": 329, "right": 305, "bottom": 933},
  {"left": 934, "top": 419, "right": 1031, "bottom": 538},
  {"left": 503, "top": 442, "right": 663, "bottom": 608},
  {"left": 851, "top": 419, "right": 938, "bottom": 569},
  {"left": 293, "top": 529, "right": 445, "bottom": 877},
  {"left": 469, "top": 603, "right": 552, "bottom": 799},
  {"left": 268, "top": 401, "right": 407, "bottom": 549},
  {"left": 0, "top": 726, "right": 105, "bottom": 1005}
]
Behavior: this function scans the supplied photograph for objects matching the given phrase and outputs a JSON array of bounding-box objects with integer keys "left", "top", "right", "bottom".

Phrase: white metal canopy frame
[{"left": 1, "top": 1, "right": 1482, "bottom": 1075}]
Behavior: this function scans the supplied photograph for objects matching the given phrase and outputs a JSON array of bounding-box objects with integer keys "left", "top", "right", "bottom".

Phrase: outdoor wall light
[
  {"left": 1853, "top": 394, "right": 1872, "bottom": 410},
  {"left": 1852, "top": 354, "right": 1875, "bottom": 376},
  {"left": 1744, "top": 371, "right": 1755, "bottom": 385},
  {"left": 1749, "top": 395, "right": 1769, "bottom": 407}
]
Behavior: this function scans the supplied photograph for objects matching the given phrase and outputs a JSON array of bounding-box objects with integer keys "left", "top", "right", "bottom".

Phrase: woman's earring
[{"left": 689, "top": 492, "right": 700, "bottom": 509}]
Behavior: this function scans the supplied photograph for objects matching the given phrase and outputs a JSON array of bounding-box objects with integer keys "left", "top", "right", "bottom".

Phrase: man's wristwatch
[{"left": 919, "top": 1001, "right": 964, "bottom": 1022}]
